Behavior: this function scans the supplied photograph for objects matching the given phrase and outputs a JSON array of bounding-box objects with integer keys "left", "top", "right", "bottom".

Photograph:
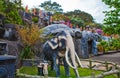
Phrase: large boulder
[{"left": 3, "top": 24, "right": 18, "bottom": 41}]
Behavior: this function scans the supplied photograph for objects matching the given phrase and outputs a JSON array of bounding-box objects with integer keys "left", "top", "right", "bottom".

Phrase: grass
[
  {"left": 19, "top": 66, "right": 117, "bottom": 78},
  {"left": 19, "top": 66, "right": 38, "bottom": 75}
]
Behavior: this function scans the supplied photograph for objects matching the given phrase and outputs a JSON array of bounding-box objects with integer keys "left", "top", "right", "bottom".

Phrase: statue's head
[
  {"left": 55, "top": 31, "right": 67, "bottom": 51},
  {"left": 75, "top": 31, "right": 82, "bottom": 39}
]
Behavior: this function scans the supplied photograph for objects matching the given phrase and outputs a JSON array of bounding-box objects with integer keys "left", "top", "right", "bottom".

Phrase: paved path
[{"left": 90, "top": 52, "right": 120, "bottom": 65}]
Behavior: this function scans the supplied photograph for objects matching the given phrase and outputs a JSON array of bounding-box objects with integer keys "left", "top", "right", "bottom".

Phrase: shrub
[
  {"left": 32, "top": 17, "right": 38, "bottom": 24},
  {"left": 17, "top": 25, "right": 41, "bottom": 59},
  {"left": 17, "top": 25, "right": 41, "bottom": 46}
]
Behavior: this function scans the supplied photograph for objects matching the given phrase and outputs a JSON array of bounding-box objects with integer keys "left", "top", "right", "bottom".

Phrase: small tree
[
  {"left": 102, "top": 0, "right": 120, "bottom": 35},
  {"left": 39, "top": 1, "right": 63, "bottom": 13},
  {"left": 17, "top": 25, "right": 41, "bottom": 59},
  {"left": 52, "top": 13, "right": 70, "bottom": 21},
  {"left": 110, "top": 38, "right": 120, "bottom": 51}
]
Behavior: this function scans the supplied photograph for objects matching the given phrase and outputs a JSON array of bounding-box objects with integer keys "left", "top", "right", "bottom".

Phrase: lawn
[{"left": 19, "top": 66, "right": 117, "bottom": 78}]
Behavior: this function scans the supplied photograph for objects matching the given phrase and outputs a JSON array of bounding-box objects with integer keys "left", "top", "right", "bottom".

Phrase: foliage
[
  {"left": 109, "top": 38, "right": 120, "bottom": 50},
  {"left": 70, "top": 17, "right": 84, "bottom": 26},
  {"left": 5, "top": 10, "right": 23, "bottom": 24},
  {"left": 17, "top": 25, "right": 41, "bottom": 59},
  {"left": 32, "top": 16, "right": 38, "bottom": 23},
  {"left": 20, "top": 45, "right": 34, "bottom": 59},
  {"left": 19, "top": 66, "right": 116, "bottom": 78},
  {"left": 17, "top": 25, "right": 41, "bottom": 46},
  {"left": 97, "top": 40, "right": 109, "bottom": 52},
  {"left": 52, "top": 13, "right": 70, "bottom": 21},
  {"left": 65, "top": 10, "right": 94, "bottom": 27},
  {"left": 0, "top": 0, "right": 23, "bottom": 25},
  {"left": 102, "top": 0, "right": 120, "bottom": 35},
  {"left": 0, "top": 0, "right": 5, "bottom": 13},
  {"left": 39, "top": 1, "right": 63, "bottom": 13},
  {"left": 97, "top": 38, "right": 120, "bottom": 52}
]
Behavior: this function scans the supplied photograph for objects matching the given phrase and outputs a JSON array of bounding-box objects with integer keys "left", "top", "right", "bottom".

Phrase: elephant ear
[{"left": 47, "top": 38, "right": 58, "bottom": 50}]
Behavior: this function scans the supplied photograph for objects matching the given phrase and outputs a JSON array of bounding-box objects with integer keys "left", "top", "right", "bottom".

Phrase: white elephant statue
[{"left": 41, "top": 30, "right": 83, "bottom": 78}]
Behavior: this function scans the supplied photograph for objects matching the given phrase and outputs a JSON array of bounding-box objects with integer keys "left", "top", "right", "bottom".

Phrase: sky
[{"left": 21, "top": 0, "right": 109, "bottom": 23}]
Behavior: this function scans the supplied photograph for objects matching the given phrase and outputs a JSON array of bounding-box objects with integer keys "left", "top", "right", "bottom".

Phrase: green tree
[
  {"left": 0, "top": 0, "right": 23, "bottom": 25},
  {"left": 65, "top": 10, "right": 94, "bottom": 27},
  {"left": 39, "top": 1, "right": 63, "bottom": 13},
  {"left": 102, "top": 0, "right": 120, "bottom": 35},
  {"left": 0, "top": 0, "right": 5, "bottom": 14},
  {"left": 70, "top": 17, "right": 84, "bottom": 27}
]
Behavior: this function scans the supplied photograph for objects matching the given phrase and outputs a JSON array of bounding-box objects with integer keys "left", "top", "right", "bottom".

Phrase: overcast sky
[{"left": 21, "top": 0, "right": 109, "bottom": 23}]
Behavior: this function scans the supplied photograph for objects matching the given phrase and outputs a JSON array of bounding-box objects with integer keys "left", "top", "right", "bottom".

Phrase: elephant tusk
[
  {"left": 75, "top": 52, "right": 83, "bottom": 68},
  {"left": 65, "top": 47, "right": 76, "bottom": 69}
]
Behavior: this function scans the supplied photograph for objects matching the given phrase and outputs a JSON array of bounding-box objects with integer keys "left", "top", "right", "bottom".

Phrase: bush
[
  {"left": 32, "top": 17, "right": 38, "bottom": 23},
  {"left": 17, "top": 25, "right": 41, "bottom": 59}
]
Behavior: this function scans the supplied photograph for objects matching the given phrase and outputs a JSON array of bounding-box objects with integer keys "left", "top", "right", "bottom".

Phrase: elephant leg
[
  {"left": 63, "top": 57, "right": 70, "bottom": 77},
  {"left": 81, "top": 42, "right": 89, "bottom": 59},
  {"left": 51, "top": 61, "right": 54, "bottom": 70},
  {"left": 92, "top": 40, "right": 97, "bottom": 55},
  {"left": 52, "top": 53, "right": 60, "bottom": 77}
]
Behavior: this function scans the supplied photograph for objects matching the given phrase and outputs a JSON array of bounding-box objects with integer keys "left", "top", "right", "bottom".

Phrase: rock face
[
  {"left": 0, "top": 39, "right": 44, "bottom": 68},
  {"left": 0, "top": 39, "right": 22, "bottom": 68},
  {"left": 0, "top": 55, "right": 16, "bottom": 78},
  {"left": 3, "top": 24, "right": 18, "bottom": 41},
  {"left": 0, "top": 27, "right": 5, "bottom": 39},
  {"left": 0, "top": 40, "right": 19, "bottom": 56},
  {"left": 0, "top": 14, "right": 5, "bottom": 39}
]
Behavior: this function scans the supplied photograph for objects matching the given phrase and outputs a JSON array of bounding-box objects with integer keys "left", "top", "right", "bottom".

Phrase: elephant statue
[
  {"left": 81, "top": 28, "right": 101, "bottom": 58},
  {"left": 41, "top": 30, "right": 82, "bottom": 78}
]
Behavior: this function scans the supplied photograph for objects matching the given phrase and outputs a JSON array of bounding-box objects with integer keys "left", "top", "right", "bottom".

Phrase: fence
[{"left": 16, "top": 59, "right": 120, "bottom": 78}]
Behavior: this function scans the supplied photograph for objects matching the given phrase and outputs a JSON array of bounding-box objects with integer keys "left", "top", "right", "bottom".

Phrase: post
[
  {"left": 87, "top": 60, "right": 96, "bottom": 69},
  {"left": 43, "top": 62, "right": 48, "bottom": 78},
  {"left": 38, "top": 61, "right": 48, "bottom": 78},
  {"left": 117, "top": 69, "right": 120, "bottom": 78}
]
